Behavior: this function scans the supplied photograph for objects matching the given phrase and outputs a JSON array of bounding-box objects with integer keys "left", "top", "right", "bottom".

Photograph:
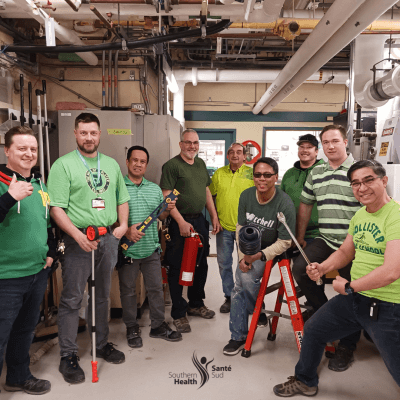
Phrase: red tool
[
  {"left": 86, "top": 225, "right": 108, "bottom": 383},
  {"left": 179, "top": 229, "right": 203, "bottom": 286},
  {"left": 0, "top": 171, "right": 12, "bottom": 186}
]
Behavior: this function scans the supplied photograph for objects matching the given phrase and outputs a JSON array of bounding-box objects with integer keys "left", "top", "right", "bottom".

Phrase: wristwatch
[
  {"left": 259, "top": 251, "right": 266, "bottom": 262},
  {"left": 344, "top": 281, "right": 354, "bottom": 295}
]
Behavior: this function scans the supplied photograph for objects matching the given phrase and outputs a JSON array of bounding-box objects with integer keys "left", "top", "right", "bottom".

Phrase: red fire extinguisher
[{"left": 179, "top": 229, "right": 203, "bottom": 286}]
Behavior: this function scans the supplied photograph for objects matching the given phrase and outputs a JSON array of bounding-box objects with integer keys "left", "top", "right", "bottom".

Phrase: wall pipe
[
  {"left": 114, "top": 50, "right": 119, "bottom": 107},
  {"left": 158, "top": 54, "right": 163, "bottom": 115},
  {"left": 108, "top": 49, "right": 113, "bottom": 107},
  {"left": 347, "top": 40, "right": 356, "bottom": 141}
]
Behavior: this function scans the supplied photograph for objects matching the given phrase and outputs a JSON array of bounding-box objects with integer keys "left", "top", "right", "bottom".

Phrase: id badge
[{"left": 92, "top": 197, "right": 105, "bottom": 210}]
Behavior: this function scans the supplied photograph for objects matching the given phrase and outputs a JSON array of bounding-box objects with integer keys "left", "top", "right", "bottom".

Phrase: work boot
[
  {"left": 223, "top": 339, "right": 246, "bottom": 356},
  {"left": 96, "top": 342, "right": 125, "bottom": 364},
  {"left": 273, "top": 376, "right": 318, "bottom": 397},
  {"left": 328, "top": 344, "right": 354, "bottom": 372},
  {"left": 187, "top": 305, "right": 215, "bottom": 319},
  {"left": 127, "top": 325, "right": 143, "bottom": 348},
  {"left": 4, "top": 377, "right": 51, "bottom": 395},
  {"left": 173, "top": 316, "right": 191, "bottom": 333},
  {"left": 59, "top": 354, "right": 85, "bottom": 384},
  {"left": 257, "top": 313, "right": 268, "bottom": 328},
  {"left": 149, "top": 321, "right": 182, "bottom": 341},
  {"left": 220, "top": 297, "right": 231, "bottom": 313}
]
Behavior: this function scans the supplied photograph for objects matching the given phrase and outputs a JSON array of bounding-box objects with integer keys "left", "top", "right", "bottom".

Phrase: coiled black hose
[{"left": 238, "top": 225, "right": 261, "bottom": 255}]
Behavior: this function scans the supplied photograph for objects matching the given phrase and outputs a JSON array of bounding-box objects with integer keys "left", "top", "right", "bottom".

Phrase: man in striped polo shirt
[
  {"left": 117, "top": 146, "right": 182, "bottom": 348},
  {"left": 294, "top": 125, "right": 361, "bottom": 372}
]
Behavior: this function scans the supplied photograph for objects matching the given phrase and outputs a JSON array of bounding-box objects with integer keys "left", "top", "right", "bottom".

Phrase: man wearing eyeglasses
[
  {"left": 160, "top": 128, "right": 222, "bottom": 334},
  {"left": 209, "top": 143, "right": 254, "bottom": 314},
  {"left": 223, "top": 157, "right": 296, "bottom": 356},
  {"left": 47, "top": 113, "right": 130, "bottom": 384},
  {"left": 273, "top": 160, "right": 400, "bottom": 397},
  {"left": 293, "top": 125, "right": 361, "bottom": 372}
]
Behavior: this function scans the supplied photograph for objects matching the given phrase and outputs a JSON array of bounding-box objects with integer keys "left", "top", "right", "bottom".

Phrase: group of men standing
[{"left": 1, "top": 116, "right": 399, "bottom": 397}]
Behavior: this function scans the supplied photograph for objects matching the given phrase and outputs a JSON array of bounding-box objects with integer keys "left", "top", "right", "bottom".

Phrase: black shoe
[
  {"left": 257, "top": 313, "right": 268, "bottom": 328},
  {"left": 223, "top": 339, "right": 246, "bottom": 356},
  {"left": 59, "top": 354, "right": 85, "bottom": 384},
  {"left": 127, "top": 325, "right": 143, "bottom": 348},
  {"left": 96, "top": 342, "right": 125, "bottom": 364},
  {"left": 4, "top": 377, "right": 51, "bottom": 395},
  {"left": 150, "top": 321, "right": 182, "bottom": 342},
  {"left": 220, "top": 297, "right": 231, "bottom": 313},
  {"left": 328, "top": 344, "right": 354, "bottom": 372}
]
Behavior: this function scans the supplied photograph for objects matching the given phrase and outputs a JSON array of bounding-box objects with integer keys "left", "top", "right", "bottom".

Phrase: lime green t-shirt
[
  {"left": 349, "top": 199, "right": 400, "bottom": 303},
  {"left": 209, "top": 163, "right": 254, "bottom": 231},
  {"left": 47, "top": 151, "right": 130, "bottom": 228}
]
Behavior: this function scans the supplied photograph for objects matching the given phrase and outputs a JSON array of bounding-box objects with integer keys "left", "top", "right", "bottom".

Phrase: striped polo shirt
[
  {"left": 123, "top": 175, "right": 163, "bottom": 259},
  {"left": 300, "top": 155, "right": 361, "bottom": 250}
]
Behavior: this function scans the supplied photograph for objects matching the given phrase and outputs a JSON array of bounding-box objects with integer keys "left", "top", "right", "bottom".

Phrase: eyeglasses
[
  {"left": 253, "top": 172, "right": 276, "bottom": 179},
  {"left": 350, "top": 176, "right": 380, "bottom": 189},
  {"left": 181, "top": 140, "right": 199, "bottom": 146},
  {"left": 77, "top": 131, "right": 100, "bottom": 137}
]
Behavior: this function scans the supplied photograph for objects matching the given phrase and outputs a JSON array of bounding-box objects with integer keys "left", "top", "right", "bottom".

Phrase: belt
[
  {"left": 181, "top": 213, "right": 201, "bottom": 219},
  {"left": 78, "top": 225, "right": 113, "bottom": 235}
]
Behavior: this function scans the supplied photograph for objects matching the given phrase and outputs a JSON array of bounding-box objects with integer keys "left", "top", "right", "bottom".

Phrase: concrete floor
[{"left": 2, "top": 236, "right": 400, "bottom": 399}]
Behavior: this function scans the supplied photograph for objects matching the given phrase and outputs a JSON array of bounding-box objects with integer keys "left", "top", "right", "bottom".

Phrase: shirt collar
[
  {"left": 324, "top": 154, "right": 354, "bottom": 171},
  {"left": 124, "top": 175, "right": 148, "bottom": 187}
]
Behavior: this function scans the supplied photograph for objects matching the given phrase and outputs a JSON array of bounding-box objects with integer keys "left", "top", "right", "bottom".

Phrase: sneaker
[
  {"left": 96, "top": 342, "right": 125, "bottom": 364},
  {"left": 328, "top": 344, "right": 354, "bottom": 372},
  {"left": 173, "top": 316, "right": 191, "bottom": 333},
  {"left": 223, "top": 339, "right": 246, "bottom": 356},
  {"left": 4, "top": 377, "right": 51, "bottom": 395},
  {"left": 127, "top": 325, "right": 143, "bottom": 348},
  {"left": 150, "top": 321, "right": 182, "bottom": 342},
  {"left": 257, "top": 312, "right": 268, "bottom": 328},
  {"left": 273, "top": 376, "right": 318, "bottom": 397},
  {"left": 220, "top": 297, "right": 231, "bottom": 313},
  {"left": 187, "top": 305, "right": 215, "bottom": 319},
  {"left": 59, "top": 354, "right": 85, "bottom": 384}
]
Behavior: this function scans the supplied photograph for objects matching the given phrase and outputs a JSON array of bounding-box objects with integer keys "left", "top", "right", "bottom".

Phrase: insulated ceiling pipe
[
  {"left": 258, "top": 0, "right": 400, "bottom": 115},
  {"left": 252, "top": 0, "right": 366, "bottom": 115}
]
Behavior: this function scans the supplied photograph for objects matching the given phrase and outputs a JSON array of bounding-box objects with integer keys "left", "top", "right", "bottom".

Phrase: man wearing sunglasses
[
  {"left": 274, "top": 160, "right": 400, "bottom": 397},
  {"left": 160, "top": 129, "right": 221, "bottom": 334},
  {"left": 223, "top": 157, "right": 296, "bottom": 355},
  {"left": 209, "top": 142, "right": 254, "bottom": 314},
  {"left": 293, "top": 125, "right": 361, "bottom": 372}
]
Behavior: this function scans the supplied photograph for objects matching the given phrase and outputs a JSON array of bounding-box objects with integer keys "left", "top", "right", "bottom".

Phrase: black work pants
[{"left": 165, "top": 214, "right": 210, "bottom": 320}]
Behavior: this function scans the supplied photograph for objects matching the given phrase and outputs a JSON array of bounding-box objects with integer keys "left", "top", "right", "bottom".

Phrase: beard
[
  {"left": 78, "top": 142, "right": 99, "bottom": 155},
  {"left": 181, "top": 149, "right": 198, "bottom": 160}
]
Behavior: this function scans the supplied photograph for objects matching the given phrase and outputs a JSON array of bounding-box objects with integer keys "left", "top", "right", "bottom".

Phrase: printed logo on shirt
[
  {"left": 246, "top": 214, "right": 275, "bottom": 231},
  {"left": 353, "top": 228, "right": 385, "bottom": 255},
  {"left": 353, "top": 222, "right": 384, "bottom": 244},
  {"left": 38, "top": 190, "right": 50, "bottom": 207},
  {"left": 86, "top": 169, "right": 110, "bottom": 194}
]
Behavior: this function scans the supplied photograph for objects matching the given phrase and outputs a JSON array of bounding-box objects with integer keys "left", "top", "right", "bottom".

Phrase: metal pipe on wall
[
  {"left": 158, "top": 54, "right": 163, "bottom": 115},
  {"left": 114, "top": 50, "right": 119, "bottom": 107},
  {"left": 102, "top": 50, "right": 106, "bottom": 107},
  {"left": 347, "top": 40, "right": 356, "bottom": 142},
  {"left": 108, "top": 50, "right": 113, "bottom": 107}
]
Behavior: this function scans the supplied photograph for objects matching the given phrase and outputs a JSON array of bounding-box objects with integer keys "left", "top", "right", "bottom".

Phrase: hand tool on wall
[
  {"left": 86, "top": 225, "right": 108, "bottom": 383},
  {"left": 277, "top": 212, "right": 323, "bottom": 285}
]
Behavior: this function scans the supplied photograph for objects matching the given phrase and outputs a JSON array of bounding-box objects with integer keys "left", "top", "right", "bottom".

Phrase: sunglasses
[{"left": 253, "top": 172, "right": 276, "bottom": 179}]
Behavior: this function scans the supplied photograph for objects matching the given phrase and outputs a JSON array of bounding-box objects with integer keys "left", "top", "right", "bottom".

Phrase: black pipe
[
  {"left": 356, "top": 104, "right": 362, "bottom": 130},
  {"left": 3, "top": 20, "right": 231, "bottom": 54},
  {"left": 28, "top": 81, "right": 33, "bottom": 128},
  {"left": 20, "top": 75, "right": 25, "bottom": 126}
]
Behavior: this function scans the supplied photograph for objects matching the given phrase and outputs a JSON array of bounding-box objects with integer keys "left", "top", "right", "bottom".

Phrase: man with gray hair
[{"left": 160, "top": 128, "right": 222, "bottom": 333}]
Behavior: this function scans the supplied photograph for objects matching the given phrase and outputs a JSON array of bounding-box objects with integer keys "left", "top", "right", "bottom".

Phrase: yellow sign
[
  {"left": 379, "top": 142, "right": 389, "bottom": 156},
  {"left": 107, "top": 129, "right": 132, "bottom": 135}
]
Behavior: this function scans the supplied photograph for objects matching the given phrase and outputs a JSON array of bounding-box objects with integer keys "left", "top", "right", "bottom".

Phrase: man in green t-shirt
[
  {"left": 222, "top": 157, "right": 296, "bottom": 356},
  {"left": 47, "top": 113, "right": 130, "bottom": 384},
  {"left": 117, "top": 145, "right": 181, "bottom": 348},
  {"left": 160, "top": 129, "right": 221, "bottom": 334},
  {"left": 274, "top": 160, "right": 400, "bottom": 397},
  {"left": 209, "top": 143, "right": 254, "bottom": 313}
]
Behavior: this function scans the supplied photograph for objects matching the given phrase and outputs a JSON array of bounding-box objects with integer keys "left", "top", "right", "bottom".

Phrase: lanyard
[{"left": 76, "top": 150, "right": 101, "bottom": 191}]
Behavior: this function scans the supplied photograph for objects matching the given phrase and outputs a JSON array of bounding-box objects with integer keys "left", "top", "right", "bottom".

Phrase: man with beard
[
  {"left": 160, "top": 129, "right": 222, "bottom": 334},
  {"left": 47, "top": 113, "right": 130, "bottom": 384}
]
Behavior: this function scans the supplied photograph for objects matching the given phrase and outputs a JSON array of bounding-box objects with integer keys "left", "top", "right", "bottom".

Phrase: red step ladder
[{"left": 241, "top": 252, "right": 335, "bottom": 358}]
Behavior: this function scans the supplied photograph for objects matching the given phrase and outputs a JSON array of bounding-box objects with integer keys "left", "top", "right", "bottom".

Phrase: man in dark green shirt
[{"left": 160, "top": 129, "right": 221, "bottom": 333}]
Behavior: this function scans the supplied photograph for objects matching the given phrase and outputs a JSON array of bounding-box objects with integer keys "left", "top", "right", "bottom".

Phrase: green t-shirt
[
  {"left": 123, "top": 176, "right": 163, "bottom": 259},
  {"left": 47, "top": 151, "right": 130, "bottom": 228},
  {"left": 160, "top": 155, "right": 211, "bottom": 214},
  {"left": 349, "top": 199, "right": 400, "bottom": 303},
  {"left": 238, "top": 187, "right": 296, "bottom": 249},
  {"left": 209, "top": 163, "right": 254, "bottom": 231},
  {"left": 0, "top": 173, "right": 51, "bottom": 279}
]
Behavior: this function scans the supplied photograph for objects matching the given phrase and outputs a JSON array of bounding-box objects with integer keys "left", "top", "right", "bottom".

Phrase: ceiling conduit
[
  {"left": 255, "top": 0, "right": 400, "bottom": 115},
  {"left": 252, "top": 0, "right": 366, "bottom": 115}
]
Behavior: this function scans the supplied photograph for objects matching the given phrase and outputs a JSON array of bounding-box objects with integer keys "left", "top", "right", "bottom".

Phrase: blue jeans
[
  {"left": 295, "top": 293, "right": 400, "bottom": 388},
  {"left": 0, "top": 268, "right": 49, "bottom": 384},
  {"left": 216, "top": 229, "right": 237, "bottom": 298},
  {"left": 229, "top": 259, "right": 265, "bottom": 341}
]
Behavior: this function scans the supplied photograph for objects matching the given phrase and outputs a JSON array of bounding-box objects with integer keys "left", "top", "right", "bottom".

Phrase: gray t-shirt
[{"left": 238, "top": 187, "right": 296, "bottom": 249}]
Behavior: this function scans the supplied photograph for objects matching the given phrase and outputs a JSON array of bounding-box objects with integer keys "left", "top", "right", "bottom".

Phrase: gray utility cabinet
[{"left": 57, "top": 111, "right": 181, "bottom": 185}]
